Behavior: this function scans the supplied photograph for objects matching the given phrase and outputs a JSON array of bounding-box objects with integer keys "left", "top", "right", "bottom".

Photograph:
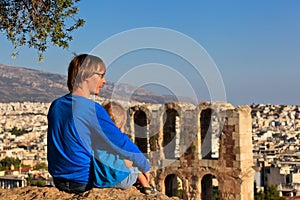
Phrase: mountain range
[{"left": 0, "top": 64, "right": 199, "bottom": 104}]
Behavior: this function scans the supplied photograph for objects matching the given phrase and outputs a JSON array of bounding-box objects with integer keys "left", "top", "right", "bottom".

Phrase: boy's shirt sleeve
[{"left": 94, "top": 103, "right": 150, "bottom": 173}]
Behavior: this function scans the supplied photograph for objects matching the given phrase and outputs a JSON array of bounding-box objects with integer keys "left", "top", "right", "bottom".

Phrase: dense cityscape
[{"left": 252, "top": 104, "right": 300, "bottom": 197}]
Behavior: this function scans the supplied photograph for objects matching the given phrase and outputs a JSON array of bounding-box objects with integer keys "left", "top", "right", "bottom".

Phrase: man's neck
[{"left": 72, "top": 87, "right": 90, "bottom": 98}]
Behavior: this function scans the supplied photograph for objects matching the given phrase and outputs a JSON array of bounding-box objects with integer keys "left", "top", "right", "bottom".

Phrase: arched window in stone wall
[
  {"left": 200, "top": 108, "right": 221, "bottom": 159},
  {"left": 134, "top": 110, "right": 148, "bottom": 154},
  {"left": 164, "top": 174, "right": 183, "bottom": 198},
  {"left": 200, "top": 108, "right": 213, "bottom": 159},
  {"left": 163, "top": 109, "right": 180, "bottom": 159},
  {"left": 201, "top": 174, "right": 219, "bottom": 200}
]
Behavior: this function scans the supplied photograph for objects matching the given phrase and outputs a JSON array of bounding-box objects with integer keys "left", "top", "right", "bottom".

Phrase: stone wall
[{"left": 124, "top": 101, "right": 254, "bottom": 200}]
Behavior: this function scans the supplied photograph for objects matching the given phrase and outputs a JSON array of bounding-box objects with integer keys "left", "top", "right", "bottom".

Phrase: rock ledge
[{"left": 0, "top": 186, "right": 180, "bottom": 200}]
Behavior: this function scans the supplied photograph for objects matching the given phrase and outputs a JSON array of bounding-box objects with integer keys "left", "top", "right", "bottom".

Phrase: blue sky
[{"left": 0, "top": 0, "right": 299, "bottom": 106}]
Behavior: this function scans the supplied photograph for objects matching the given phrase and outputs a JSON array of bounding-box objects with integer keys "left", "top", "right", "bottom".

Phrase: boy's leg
[
  {"left": 137, "top": 173, "right": 150, "bottom": 187},
  {"left": 111, "top": 167, "right": 139, "bottom": 189},
  {"left": 135, "top": 173, "right": 159, "bottom": 195}
]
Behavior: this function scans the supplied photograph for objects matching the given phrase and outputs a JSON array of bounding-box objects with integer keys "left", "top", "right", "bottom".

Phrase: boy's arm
[{"left": 94, "top": 103, "right": 150, "bottom": 172}]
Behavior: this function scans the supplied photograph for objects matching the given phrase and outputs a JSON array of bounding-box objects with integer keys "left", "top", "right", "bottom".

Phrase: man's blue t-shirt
[{"left": 47, "top": 94, "right": 150, "bottom": 186}]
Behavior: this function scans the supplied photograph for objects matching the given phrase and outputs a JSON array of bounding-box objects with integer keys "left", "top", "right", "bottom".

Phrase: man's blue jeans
[{"left": 53, "top": 178, "right": 92, "bottom": 194}]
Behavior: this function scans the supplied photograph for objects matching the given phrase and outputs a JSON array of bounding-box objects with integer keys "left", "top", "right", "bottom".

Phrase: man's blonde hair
[{"left": 67, "top": 54, "right": 105, "bottom": 92}]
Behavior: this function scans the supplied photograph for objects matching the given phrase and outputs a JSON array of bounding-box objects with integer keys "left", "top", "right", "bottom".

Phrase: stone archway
[
  {"left": 200, "top": 108, "right": 213, "bottom": 159},
  {"left": 200, "top": 108, "right": 222, "bottom": 160},
  {"left": 163, "top": 108, "right": 180, "bottom": 159},
  {"left": 164, "top": 173, "right": 183, "bottom": 198},
  {"left": 201, "top": 174, "right": 219, "bottom": 200},
  {"left": 198, "top": 102, "right": 231, "bottom": 161},
  {"left": 134, "top": 110, "right": 148, "bottom": 154},
  {"left": 128, "top": 102, "right": 254, "bottom": 200}
]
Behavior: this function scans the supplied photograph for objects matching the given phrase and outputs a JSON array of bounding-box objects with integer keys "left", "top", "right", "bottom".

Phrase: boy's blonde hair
[{"left": 103, "top": 102, "right": 127, "bottom": 130}]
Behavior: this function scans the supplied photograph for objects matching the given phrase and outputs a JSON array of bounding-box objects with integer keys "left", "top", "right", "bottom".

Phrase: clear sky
[{"left": 0, "top": 0, "right": 299, "bottom": 106}]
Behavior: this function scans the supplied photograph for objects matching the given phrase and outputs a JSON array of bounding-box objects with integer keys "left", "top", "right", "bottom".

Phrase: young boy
[{"left": 103, "top": 101, "right": 157, "bottom": 195}]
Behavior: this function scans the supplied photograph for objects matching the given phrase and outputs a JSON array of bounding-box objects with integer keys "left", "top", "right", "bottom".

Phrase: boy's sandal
[
  {"left": 139, "top": 186, "right": 159, "bottom": 195},
  {"left": 134, "top": 183, "right": 142, "bottom": 190}
]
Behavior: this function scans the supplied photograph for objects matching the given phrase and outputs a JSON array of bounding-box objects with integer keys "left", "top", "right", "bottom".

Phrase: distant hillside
[
  {"left": 0, "top": 64, "right": 199, "bottom": 104},
  {"left": 0, "top": 64, "right": 68, "bottom": 102}
]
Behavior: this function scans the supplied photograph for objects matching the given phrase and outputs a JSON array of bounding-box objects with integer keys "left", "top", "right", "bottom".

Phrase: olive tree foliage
[{"left": 0, "top": 0, "right": 85, "bottom": 61}]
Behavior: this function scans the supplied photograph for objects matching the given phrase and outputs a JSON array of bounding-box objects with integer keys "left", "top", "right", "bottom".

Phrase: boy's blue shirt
[{"left": 47, "top": 94, "right": 150, "bottom": 186}]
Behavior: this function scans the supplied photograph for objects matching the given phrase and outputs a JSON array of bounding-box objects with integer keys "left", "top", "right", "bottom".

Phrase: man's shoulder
[{"left": 51, "top": 94, "right": 69, "bottom": 105}]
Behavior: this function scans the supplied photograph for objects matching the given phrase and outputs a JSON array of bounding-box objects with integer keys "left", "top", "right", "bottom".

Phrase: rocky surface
[{"left": 0, "top": 186, "right": 180, "bottom": 200}]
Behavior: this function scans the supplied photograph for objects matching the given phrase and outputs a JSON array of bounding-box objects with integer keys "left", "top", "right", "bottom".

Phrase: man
[{"left": 47, "top": 54, "right": 150, "bottom": 194}]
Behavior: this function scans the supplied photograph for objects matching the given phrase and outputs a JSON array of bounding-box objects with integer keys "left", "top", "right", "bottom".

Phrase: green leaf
[{"left": 0, "top": 0, "right": 85, "bottom": 62}]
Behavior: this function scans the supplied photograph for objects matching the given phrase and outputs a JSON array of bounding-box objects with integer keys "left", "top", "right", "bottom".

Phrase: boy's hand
[{"left": 123, "top": 159, "right": 133, "bottom": 168}]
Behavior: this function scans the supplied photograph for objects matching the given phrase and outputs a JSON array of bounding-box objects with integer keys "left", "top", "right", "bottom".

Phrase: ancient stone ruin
[{"left": 123, "top": 101, "right": 254, "bottom": 200}]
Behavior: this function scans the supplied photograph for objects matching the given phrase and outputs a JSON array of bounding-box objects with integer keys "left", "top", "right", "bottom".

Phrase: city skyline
[{"left": 0, "top": 1, "right": 299, "bottom": 106}]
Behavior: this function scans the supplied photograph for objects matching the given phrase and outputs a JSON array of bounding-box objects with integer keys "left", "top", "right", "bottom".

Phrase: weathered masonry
[
  {"left": 122, "top": 101, "right": 254, "bottom": 200},
  {"left": 0, "top": 176, "right": 27, "bottom": 189}
]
